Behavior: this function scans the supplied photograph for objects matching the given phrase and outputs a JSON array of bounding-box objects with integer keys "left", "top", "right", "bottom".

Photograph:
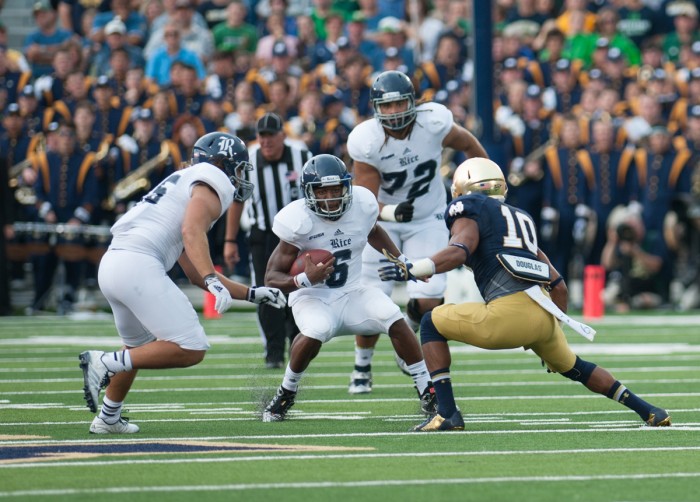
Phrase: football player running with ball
[
  {"left": 380, "top": 157, "right": 671, "bottom": 431},
  {"left": 345, "top": 70, "right": 488, "bottom": 397},
  {"left": 261, "top": 154, "right": 435, "bottom": 422},
  {"left": 78, "top": 132, "right": 287, "bottom": 434}
]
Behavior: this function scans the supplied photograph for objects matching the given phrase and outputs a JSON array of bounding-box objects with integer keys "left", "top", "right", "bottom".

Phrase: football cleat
[
  {"left": 418, "top": 383, "right": 437, "bottom": 415},
  {"left": 411, "top": 410, "right": 465, "bottom": 432},
  {"left": 79, "top": 350, "right": 113, "bottom": 413},
  {"left": 262, "top": 386, "right": 296, "bottom": 422},
  {"left": 89, "top": 416, "right": 140, "bottom": 434},
  {"left": 646, "top": 407, "right": 671, "bottom": 427},
  {"left": 348, "top": 370, "right": 372, "bottom": 394}
]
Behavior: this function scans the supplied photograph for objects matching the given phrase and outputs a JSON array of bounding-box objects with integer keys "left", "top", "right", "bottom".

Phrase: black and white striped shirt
[{"left": 245, "top": 141, "right": 312, "bottom": 232}]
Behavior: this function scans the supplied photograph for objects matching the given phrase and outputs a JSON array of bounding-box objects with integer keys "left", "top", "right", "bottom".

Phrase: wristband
[
  {"left": 224, "top": 239, "right": 237, "bottom": 244},
  {"left": 411, "top": 258, "right": 436, "bottom": 277},
  {"left": 39, "top": 202, "right": 52, "bottom": 219},
  {"left": 380, "top": 204, "right": 398, "bottom": 222},
  {"left": 73, "top": 206, "right": 91, "bottom": 223},
  {"left": 293, "top": 272, "right": 312, "bottom": 288},
  {"left": 548, "top": 276, "right": 564, "bottom": 290}
]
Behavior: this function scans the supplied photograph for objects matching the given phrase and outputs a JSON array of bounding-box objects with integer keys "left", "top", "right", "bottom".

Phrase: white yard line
[{"left": 1, "top": 472, "right": 700, "bottom": 497}]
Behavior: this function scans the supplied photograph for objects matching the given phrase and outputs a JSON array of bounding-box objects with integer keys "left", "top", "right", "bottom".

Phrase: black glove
[{"left": 394, "top": 198, "right": 415, "bottom": 222}]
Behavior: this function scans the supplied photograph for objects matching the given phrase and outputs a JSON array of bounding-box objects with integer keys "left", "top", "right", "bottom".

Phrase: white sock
[
  {"left": 406, "top": 360, "right": 431, "bottom": 394},
  {"left": 98, "top": 396, "right": 122, "bottom": 425},
  {"left": 282, "top": 365, "right": 304, "bottom": 392},
  {"left": 101, "top": 350, "right": 133, "bottom": 373},
  {"left": 354, "top": 345, "right": 374, "bottom": 369}
]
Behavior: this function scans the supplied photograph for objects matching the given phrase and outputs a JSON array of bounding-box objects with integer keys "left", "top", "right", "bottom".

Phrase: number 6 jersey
[{"left": 348, "top": 102, "right": 453, "bottom": 222}]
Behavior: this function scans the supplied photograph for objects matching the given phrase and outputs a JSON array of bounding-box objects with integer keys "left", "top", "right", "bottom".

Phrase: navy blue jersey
[{"left": 445, "top": 193, "right": 541, "bottom": 301}]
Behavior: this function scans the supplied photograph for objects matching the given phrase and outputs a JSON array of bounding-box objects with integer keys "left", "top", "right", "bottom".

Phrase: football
[{"left": 289, "top": 249, "right": 334, "bottom": 276}]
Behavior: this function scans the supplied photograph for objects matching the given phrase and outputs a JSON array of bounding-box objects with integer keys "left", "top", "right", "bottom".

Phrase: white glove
[
  {"left": 204, "top": 274, "right": 234, "bottom": 314},
  {"left": 247, "top": 286, "right": 287, "bottom": 309},
  {"left": 116, "top": 134, "right": 138, "bottom": 154}
]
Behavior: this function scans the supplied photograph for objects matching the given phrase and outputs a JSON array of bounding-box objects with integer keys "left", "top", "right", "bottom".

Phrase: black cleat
[
  {"left": 646, "top": 407, "right": 671, "bottom": 427},
  {"left": 412, "top": 409, "right": 465, "bottom": 432},
  {"left": 262, "top": 386, "right": 296, "bottom": 422},
  {"left": 418, "top": 383, "right": 437, "bottom": 415}
]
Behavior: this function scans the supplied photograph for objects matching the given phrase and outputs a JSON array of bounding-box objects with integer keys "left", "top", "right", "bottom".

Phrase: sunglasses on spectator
[{"left": 164, "top": 31, "right": 179, "bottom": 38}]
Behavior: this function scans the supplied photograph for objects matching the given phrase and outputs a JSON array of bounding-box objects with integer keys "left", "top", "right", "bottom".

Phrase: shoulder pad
[
  {"left": 273, "top": 201, "right": 314, "bottom": 242},
  {"left": 417, "top": 102, "right": 453, "bottom": 137},
  {"left": 347, "top": 119, "right": 382, "bottom": 163},
  {"left": 353, "top": 186, "right": 379, "bottom": 219}
]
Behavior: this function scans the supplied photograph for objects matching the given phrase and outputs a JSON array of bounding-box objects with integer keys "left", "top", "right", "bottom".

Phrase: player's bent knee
[
  {"left": 561, "top": 356, "right": 596, "bottom": 384},
  {"left": 406, "top": 297, "right": 443, "bottom": 325},
  {"left": 420, "top": 312, "right": 447, "bottom": 344}
]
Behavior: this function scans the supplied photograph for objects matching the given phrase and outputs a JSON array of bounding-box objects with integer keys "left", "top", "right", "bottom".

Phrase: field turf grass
[{"left": 1, "top": 310, "right": 698, "bottom": 501}]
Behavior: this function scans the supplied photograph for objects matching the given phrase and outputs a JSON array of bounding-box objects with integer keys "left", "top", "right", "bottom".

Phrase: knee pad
[
  {"left": 561, "top": 356, "right": 596, "bottom": 384},
  {"left": 406, "top": 297, "right": 444, "bottom": 325},
  {"left": 419, "top": 312, "right": 447, "bottom": 344}
]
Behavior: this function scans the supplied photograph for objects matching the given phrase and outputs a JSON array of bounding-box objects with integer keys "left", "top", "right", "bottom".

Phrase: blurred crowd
[{"left": 1, "top": 0, "right": 700, "bottom": 314}]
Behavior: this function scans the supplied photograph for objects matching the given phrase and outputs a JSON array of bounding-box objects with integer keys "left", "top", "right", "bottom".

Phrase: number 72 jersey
[{"left": 347, "top": 102, "right": 453, "bottom": 221}]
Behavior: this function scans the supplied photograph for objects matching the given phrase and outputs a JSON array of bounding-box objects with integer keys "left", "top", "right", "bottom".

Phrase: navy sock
[
  {"left": 430, "top": 367, "right": 456, "bottom": 417},
  {"left": 607, "top": 381, "right": 654, "bottom": 420}
]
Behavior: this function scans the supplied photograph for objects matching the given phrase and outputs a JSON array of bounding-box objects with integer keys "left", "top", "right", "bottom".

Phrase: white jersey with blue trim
[
  {"left": 347, "top": 101, "right": 453, "bottom": 221},
  {"left": 272, "top": 185, "right": 379, "bottom": 302},
  {"left": 110, "top": 162, "right": 235, "bottom": 271}
]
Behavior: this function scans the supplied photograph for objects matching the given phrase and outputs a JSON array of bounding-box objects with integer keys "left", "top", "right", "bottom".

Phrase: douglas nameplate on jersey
[{"left": 497, "top": 253, "right": 550, "bottom": 282}]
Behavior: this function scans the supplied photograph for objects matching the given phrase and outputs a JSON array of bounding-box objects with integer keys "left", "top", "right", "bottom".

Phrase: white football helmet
[{"left": 451, "top": 157, "right": 508, "bottom": 201}]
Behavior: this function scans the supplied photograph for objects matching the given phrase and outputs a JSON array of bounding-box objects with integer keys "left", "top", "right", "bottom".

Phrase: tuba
[
  {"left": 507, "top": 139, "right": 556, "bottom": 187},
  {"left": 9, "top": 133, "right": 46, "bottom": 205},
  {"left": 105, "top": 142, "right": 170, "bottom": 210}
]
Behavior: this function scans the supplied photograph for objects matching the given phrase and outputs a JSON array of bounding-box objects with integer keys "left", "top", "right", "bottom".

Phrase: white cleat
[
  {"left": 89, "top": 416, "right": 140, "bottom": 434},
  {"left": 348, "top": 370, "right": 372, "bottom": 394},
  {"left": 79, "top": 350, "right": 112, "bottom": 413}
]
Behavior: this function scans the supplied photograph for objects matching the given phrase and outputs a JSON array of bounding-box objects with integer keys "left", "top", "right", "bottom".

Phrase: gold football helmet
[{"left": 451, "top": 157, "right": 508, "bottom": 201}]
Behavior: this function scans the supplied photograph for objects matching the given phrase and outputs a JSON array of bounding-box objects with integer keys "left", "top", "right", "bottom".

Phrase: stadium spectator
[
  {"left": 30, "top": 121, "right": 100, "bottom": 314},
  {"left": 198, "top": 0, "right": 234, "bottom": 30},
  {"left": 145, "top": 0, "right": 214, "bottom": 64},
  {"left": 617, "top": 0, "right": 659, "bottom": 47},
  {"left": 255, "top": 13, "right": 300, "bottom": 66},
  {"left": 370, "top": 16, "right": 415, "bottom": 75},
  {"left": 0, "top": 22, "right": 30, "bottom": 73},
  {"left": 601, "top": 205, "right": 669, "bottom": 311},
  {"left": 144, "top": 22, "right": 206, "bottom": 86},
  {"left": 23, "top": 0, "right": 74, "bottom": 78},
  {"left": 90, "top": 0, "right": 148, "bottom": 48},
  {"left": 89, "top": 16, "right": 144, "bottom": 78},
  {"left": 212, "top": 1, "right": 258, "bottom": 55},
  {"left": 662, "top": 0, "right": 700, "bottom": 62}
]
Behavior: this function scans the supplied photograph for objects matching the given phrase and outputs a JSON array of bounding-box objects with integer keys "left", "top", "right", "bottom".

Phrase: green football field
[{"left": 1, "top": 310, "right": 698, "bottom": 501}]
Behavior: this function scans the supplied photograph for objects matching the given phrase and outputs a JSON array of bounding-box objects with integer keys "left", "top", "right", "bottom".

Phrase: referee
[{"left": 224, "top": 112, "right": 312, "bottom": 368}]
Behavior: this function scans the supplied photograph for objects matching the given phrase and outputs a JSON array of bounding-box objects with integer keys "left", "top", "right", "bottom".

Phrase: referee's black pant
[{"left": 248, "top": 227, "right": 298, "bottom": 366}]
